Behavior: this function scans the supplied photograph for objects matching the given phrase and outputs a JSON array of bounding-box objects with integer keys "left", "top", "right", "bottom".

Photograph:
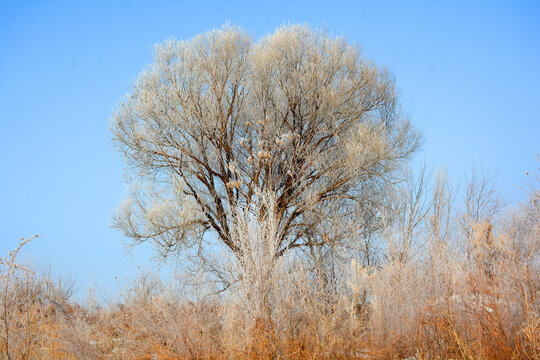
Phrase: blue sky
[{"left": 1, "top": 0, "right": 538, "bottom": 300}]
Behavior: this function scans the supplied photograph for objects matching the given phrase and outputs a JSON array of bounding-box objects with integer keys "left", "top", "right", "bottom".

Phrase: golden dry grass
[{"left": 2, "top": 185, "right": 539, "bottom": 359}]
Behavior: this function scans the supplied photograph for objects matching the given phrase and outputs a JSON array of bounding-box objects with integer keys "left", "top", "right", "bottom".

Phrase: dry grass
[{"left": 2, "top": 179, "right": 539, "bottom": 359}]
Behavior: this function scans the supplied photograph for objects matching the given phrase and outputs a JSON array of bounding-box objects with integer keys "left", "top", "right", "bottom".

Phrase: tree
[{"left": 111, "top": 24, "right": 420, "bottom": 262}]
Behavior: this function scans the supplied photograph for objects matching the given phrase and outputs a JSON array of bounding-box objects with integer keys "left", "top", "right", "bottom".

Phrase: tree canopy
[{"left": 111, "top": 24, "right": 420, "bottom": 260}]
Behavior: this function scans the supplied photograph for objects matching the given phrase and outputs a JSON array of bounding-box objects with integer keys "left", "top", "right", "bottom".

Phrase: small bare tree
[{"left": 111, "top": 24, "right": 420, "bottom": 263}]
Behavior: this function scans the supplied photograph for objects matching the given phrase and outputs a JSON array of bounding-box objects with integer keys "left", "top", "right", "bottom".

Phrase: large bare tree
[{"left": 111, "top": 24, "right": 420, "bottom": 261}]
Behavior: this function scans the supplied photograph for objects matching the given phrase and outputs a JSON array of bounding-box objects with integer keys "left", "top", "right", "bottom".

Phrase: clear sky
[{"left": 1, "top": 0, "right": 539, "bottom": 300}]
